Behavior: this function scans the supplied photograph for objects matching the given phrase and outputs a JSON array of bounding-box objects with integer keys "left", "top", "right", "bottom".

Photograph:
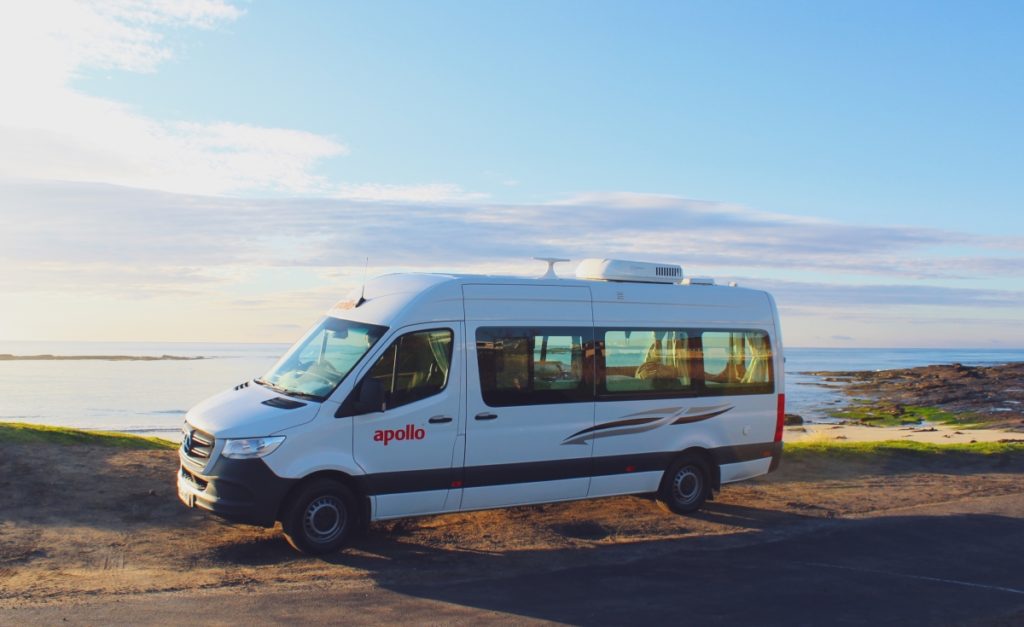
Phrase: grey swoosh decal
[
  {"left": 562, "top": 417, "right": 670, "bottom": 445},
  {"left": 687, "top": 406, "right": 733, "bottom": 414},
  {"left": 618, "top": 407, "right": 683, "bottom": 420},
  {"left": 671, "top": 407, "right": 733, "bottom": 424},
  {"left": 561, "top": 404, "right": 734, "bottom": 445},
  {"left": 563, "top": 416, "right": 663, "bottom": 441}
]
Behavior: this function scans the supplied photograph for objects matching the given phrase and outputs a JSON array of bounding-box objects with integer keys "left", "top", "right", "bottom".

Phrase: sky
[{"left": 0, "top": 0, "right": 1022, "bottom": 347}]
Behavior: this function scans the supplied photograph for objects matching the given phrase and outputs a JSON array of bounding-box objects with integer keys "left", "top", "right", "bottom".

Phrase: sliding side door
[{"left": 461, "top": 285, "right": 595, "bottom": 510}]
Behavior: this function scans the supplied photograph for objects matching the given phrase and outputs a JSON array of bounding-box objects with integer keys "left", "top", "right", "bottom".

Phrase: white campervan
[{"left": 178, "top": 259, "right": 785, "bottom": 554}]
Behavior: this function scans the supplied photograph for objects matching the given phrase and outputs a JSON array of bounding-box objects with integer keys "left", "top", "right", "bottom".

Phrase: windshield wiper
[
  {"left": 254, "top": 378, "right": 323, "bottom": 402},
  {"left": 253, "top": 377, "right": 285, "bottom": 393},
  {"left": 283, "top": 389, "right": 323, "bottom": 401}
]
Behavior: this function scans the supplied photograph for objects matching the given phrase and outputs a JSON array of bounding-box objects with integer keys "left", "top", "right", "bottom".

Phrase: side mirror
[{"left": 352, "top": 378, "right": 386, "bottom": 414}]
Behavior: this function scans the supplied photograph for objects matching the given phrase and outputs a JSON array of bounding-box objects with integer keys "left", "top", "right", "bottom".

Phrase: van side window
[
  {"left": 600, "top": 329, "right": 697, "bottom": 396},
  {"left": 364, "top": 328, "right": 454, "bottom": 410},
  {"left": 476, "top": 327, "right": 593, "bottom": 407},
  {"left": 700, "top": 330, "right": 773, "bottom": 395}
]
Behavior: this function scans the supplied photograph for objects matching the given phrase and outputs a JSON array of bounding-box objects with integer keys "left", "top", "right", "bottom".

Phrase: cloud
[
  {"left": 0, "top": 1, "right": 243, "bottom": 84},
  {"left": 751, "top": 278, "right": 1024, "bottom": 309},
  {"left": 3, "top": 181, "right": 1022, "bottom": 344},
  {"left": 0, "top": 1, "right": 474, "bottom": 201},
  {"left": 332, "top": 183, "right": 487, "bottom": 203},
  {"left": 0, "top": 260, "right": 224, "bottom": 299},
  {"left": 3, "top": 181, "right": 1023, "bottom": 295}
]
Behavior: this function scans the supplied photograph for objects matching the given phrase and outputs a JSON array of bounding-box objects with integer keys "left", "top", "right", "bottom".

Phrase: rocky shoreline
[{"left": 801, "top": 362, "right": 1024, "bottom": 432}]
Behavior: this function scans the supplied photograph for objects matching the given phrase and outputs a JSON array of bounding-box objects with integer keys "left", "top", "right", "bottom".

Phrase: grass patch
[
  {"left": 829, "top": 401, "right": 986, "bottom": 428},
  {"left": 0, "top": 422, "right": 177, "bottom": 450},
  {"left": 786, "top": 439, "right": 1024, "bottom": 457},
  {"left": 777, "top": 439, "right": 1024, "bottom": 477}
]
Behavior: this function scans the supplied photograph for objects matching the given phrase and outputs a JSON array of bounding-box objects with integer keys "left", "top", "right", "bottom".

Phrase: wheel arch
[
  {"left": 277, "top": 470, "right": 371, "bottom": 527},
  {"left": 672, "top": 446, "right": 721, "bottom": 493}
]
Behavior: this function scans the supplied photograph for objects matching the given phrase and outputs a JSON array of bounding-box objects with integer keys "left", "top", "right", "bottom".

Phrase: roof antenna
[
  {"left": 535, "top": 257, "right": 570, "bottom": 279},
  {"left": 355, "top": 257, "right": 369, "bottom": 307}
]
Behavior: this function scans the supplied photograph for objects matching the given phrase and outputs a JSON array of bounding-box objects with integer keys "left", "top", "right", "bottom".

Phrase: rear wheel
[
  {"left": 281, "top": 479, "right": 358, "bottom": 555},
  {"left": 657, "top": 455, "right": 711, "bottom": 514}
]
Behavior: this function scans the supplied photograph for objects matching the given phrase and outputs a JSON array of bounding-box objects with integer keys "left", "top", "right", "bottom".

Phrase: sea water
[
  {"left": 0, "top": 341, "right": 286, "bottom": 439},
  {"left": 1, "top": 341, "right": 1022, "bottom": 439}
]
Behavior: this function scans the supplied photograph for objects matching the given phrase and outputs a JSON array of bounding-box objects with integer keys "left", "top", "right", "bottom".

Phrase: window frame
[
  {"left": 696, "top": 328, "right": 775, "bottom": 397},
  {"left": 475, "top": 326, "right": 595, "bottom": 408},
  {"left": 258, "top": 317, "right": 389, "bottom": 402},
  {"left": 472, "top": 325, "right": 776, "bottom": 409},
  {"left": 338, "top": 326, "right": 455, "bottom": 416},
  {"left": 596, "top": 327, "right": 700, "bottom": 401},
  {"left": 595, "top": 326, "right": 775, "bottom": 401}
]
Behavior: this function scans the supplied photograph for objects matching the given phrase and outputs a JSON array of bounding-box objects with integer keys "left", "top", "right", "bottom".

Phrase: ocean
[
  {"left": 0, "top": 341, "right": 287, "bottom": 439},
  {"left": 2, "top": 341, "right": 1023, "bottom": 439}
]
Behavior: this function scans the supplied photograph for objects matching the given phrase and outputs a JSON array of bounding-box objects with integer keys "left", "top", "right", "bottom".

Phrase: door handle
[
  {"left": 428, "top": 415, "right": 453, "bottom": 424},
  {"left": 475, "top": 412, "right": 498, "bottom": 421}
]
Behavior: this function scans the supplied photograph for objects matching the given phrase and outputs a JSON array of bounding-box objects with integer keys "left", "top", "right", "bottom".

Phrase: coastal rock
[
  {"left": 802, "top": 361, "right": 1024, "bottom": 432},
  {"left": 784, "top": 414, "right": 804, "bottom": 426}
]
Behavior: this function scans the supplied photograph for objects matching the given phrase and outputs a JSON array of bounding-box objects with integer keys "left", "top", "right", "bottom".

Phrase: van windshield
[{"left": 256, "top": 317, "right": 388, "bottom": 401}]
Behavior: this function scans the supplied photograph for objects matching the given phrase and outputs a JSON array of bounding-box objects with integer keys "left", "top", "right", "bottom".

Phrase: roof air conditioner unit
[{"left": 575, "top": 258, "right": 683, "bottom": 284}]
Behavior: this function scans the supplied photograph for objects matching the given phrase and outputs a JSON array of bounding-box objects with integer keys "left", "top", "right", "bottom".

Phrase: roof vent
[
  {"left": 575, "top": 258, "right": 683, "bottom": 284},
  {"left": 682, "top": 277, "right": 715, "bottom": 286}
]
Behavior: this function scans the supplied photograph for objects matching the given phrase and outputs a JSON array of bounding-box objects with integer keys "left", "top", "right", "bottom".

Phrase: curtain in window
[
  {"left": 427, "top": 331, "right": 451, "bottom": 384},
  {"left": 741, "top": 333, "right": 772, "bottom": 384},
  {"left": 673, "top": 333, "right": 693, "bottom": 386},
  {"left": 727, "top": 333, "right": 746, "bottom": 382}
]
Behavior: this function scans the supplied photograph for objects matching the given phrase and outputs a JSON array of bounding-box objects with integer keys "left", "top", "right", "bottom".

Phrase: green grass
[
  {"left": 828, "top": 402, "right": 986, "bottom": 428},
  {"left": 0, "top": 422, "right": 178, "bottom": 450},
  {"left": 786, "top": 439, "right": 1024, "bottom": 457}
]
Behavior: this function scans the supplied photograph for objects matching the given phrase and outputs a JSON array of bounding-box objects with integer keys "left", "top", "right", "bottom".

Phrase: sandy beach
[{"left": 786, "top": 423, "right": 1024, "bottom": 444}]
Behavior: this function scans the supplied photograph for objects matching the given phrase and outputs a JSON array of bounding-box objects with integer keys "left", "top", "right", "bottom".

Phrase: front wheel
[
  {"left": 281, "top": 479, "right": 358, "bottom": 555},
  {"left": 657, "top": 455, "right": 711, "bottom": 515}
]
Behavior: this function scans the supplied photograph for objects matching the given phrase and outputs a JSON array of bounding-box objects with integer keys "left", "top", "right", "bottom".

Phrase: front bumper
[{"left": 177, "top": 450, "right": 297, "bottom": 527}]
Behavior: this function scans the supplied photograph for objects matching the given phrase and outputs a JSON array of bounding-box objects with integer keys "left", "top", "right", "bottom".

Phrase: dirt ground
[{"left": 2, "top": 442, "right": 1023, "bottom": 611}]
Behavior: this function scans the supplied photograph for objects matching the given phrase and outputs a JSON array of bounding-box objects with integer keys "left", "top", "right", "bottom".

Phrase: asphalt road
[{"left": 5, "top": 495, "right": 1023, "bottom": 626}]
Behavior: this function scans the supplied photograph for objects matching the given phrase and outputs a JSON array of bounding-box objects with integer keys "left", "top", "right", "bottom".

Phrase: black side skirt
[{"left": 354, "top": 441, "right": 782, "bottom": 496}]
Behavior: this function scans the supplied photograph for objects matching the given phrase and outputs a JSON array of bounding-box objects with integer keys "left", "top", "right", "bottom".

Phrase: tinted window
[
  {"left": 476, "top": 327, "right": 594, "bottom": 406},
  {"left": 363, "top": 328, "right": 453, "bottom": 410},
  {"left": 600, "top": 329, "right": 697, "bottom": 396},
  {"left": 700, "top": 330, "right": 773, "bottom": 395}
]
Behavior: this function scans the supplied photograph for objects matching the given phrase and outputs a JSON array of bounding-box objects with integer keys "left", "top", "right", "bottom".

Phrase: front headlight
[{"left": 221, "top": 436, "right": 286, "bottom": 459}]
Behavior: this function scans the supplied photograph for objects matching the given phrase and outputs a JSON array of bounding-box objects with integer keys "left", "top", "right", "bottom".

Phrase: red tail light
[{"left": 774, "top": 393, "right": 786, "bottom": 442}]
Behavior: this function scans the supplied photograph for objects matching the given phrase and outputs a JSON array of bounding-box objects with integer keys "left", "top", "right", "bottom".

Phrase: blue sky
[
  {"left": 0, "top": 1, "right": 1022, "bottom": 346},
  {"left": 72, "top": 1, "right": 1023, "bottom": 228}
]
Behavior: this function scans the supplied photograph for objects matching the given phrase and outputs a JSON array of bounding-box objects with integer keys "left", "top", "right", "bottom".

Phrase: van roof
[{"left": 328, "top": 271, "right": 774, "bottom": 329}]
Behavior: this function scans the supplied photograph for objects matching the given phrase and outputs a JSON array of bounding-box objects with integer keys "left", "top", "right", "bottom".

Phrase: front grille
[
  {"left": 183, "top": 427, "right": 215, "bottom": 461},
  {"left": 180, "top": 466, "right": 208, "bottom": 490}
]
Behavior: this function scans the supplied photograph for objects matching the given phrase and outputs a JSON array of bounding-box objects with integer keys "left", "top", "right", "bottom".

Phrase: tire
[
  {"left": 657, "top": 455, "right": 711, "bottom": 515},
  {"left": 281, "top": 479, "right": 358, "bottom": 555}
]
